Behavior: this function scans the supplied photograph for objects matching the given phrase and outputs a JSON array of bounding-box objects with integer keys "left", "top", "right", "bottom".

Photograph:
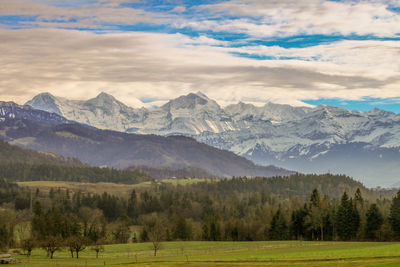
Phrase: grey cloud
[
  {"left": 0, "top": 0, "right": 174, "bottom": 29},
  {"left": 0, "top": 28, "right": 398, "bottom": 105}
]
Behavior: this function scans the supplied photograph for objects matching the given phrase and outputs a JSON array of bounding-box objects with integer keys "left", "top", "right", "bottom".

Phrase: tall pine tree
[
  {"left": 269, "top": 208, "right": 288, "bottom": 240},
  {"left": 365, "top": 204, "right": 383, "bottom": 240},
  {"left": 336, "top": 192, "right": 360, "bottom": 240},
  {"left": 389, "top": 190, "right": 400, "bottom": 238}
]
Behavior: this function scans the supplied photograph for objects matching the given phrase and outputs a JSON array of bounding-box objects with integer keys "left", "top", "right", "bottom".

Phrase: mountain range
[
  {"left": 0, "top": 101, "right": 291, "bottom": 178},
  {"left": 24, "top": 92, "right": 400, "bottom": 187}
]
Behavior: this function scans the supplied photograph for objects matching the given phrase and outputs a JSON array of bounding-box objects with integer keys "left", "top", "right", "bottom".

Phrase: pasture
[
  {"left": 12, "top": 241, "right": 400, "bottom": 266},
  {"left": 16, "top": 178, "right": 208, "bottom": 195}
]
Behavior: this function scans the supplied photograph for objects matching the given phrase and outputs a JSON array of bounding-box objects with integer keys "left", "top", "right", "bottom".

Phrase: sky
[{"left": 0, "top": 0, "right": 400, "bottom": 113}]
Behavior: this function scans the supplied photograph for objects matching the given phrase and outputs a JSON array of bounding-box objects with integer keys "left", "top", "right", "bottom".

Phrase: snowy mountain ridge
[{"left": 25, "top": 92, "right": 400, "bottom": 187}]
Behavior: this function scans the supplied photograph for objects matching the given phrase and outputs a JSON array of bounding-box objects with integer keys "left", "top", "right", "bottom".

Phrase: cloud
[
  {"left": 0, "top": 0, "right": 399, "bottom": 108},
  {"left": 227, "top": 40, "right": 400, "bottom": 79},
  {"left": 0, "top": 0, "right": 174, "bottom": 29},
  {"left": 195, "top": 0, "right": 400, "bottom": 38},
  {"left": 2, "top": 0, "right": 399, "bottom": 38},
  {"left": 0, "top": 28, "right": 399, "bottom": 108},
  {"left": 171, "top": 6, "right": 186, "bottom": 13}
]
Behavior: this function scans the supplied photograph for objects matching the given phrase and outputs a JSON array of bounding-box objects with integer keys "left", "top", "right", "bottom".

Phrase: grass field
[
  {"left": 16, "top": 178, "right": 208, "bottom": 195},
  {"left": 11, "top": 241, "right": 400, "bottom": 266}
]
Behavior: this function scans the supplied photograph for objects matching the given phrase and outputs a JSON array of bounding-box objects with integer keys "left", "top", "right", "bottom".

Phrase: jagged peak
[
  {"left": 184, "top": 92, "right": 209, "bottom": 101},
  {"left": 0, "top": 101, "right": 20, "bottom": 107},
  {"left": 27, "top": 92, "right": 56, "bottom": 103},
  {"left": 162, "top": 91, "right": 220, "bottom": 111},
  {"left": 95, "top": 91, "right": 116, "bottom": 100},
  {"left": 25, "top": 92, "right": 62, "bottom": 115},
  {"left": 37, "top": 92, "right": 54, "bottom": 97},
  {"left": 85, "top": 92, "right": 120, "bottom": 105},
  {"left": 368, "top": 107, "right": 394, "bottom": 116}
]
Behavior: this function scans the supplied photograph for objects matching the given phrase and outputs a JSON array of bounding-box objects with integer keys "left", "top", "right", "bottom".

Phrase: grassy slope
[{"left": 12, "top": 241, "right": 400, "bottom": 267}]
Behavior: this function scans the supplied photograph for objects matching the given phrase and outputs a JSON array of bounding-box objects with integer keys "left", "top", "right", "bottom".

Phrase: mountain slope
[
  {"left": 1, "top": 101, "right": 70, "bottom": 125},
  {"left": 0, "top": 102, "right": 292, "bottom": 178},
  {"left": 0, "top": 140, "right": 153, "bottom": 184},
  {"left": 0, "top": 139, "right": 81, "bottom": 166}
]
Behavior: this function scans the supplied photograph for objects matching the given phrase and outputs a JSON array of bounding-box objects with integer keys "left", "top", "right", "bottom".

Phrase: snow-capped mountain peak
[
  {"left": 89, "top": 92, "right": 118, "bottom": 103},
  {"left": 162, "top": 91, "right": 219, "bottom": 111},
  {"left": 84, "top": 92, "right": 130, "bottom": 111},
  {"left": 25, "top": 92, "right": 62, "bottom": 115}
]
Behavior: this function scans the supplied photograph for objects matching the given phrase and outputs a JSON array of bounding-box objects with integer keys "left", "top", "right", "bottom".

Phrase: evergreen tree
[
  {"left": 336, "top": 192, "right": 360, "bottom": 240},
  {"left": 306, "top": 189, "right": 325, "bottom": 240},
  {"left": 209, "top": 220, "right": 221, "bottom": 241},
  {"left": 354, "top": 188, "right": 364, "bottom": 206},
  {"left": 365, "top": 204, "right": 383, "bottom": 240},
  {"left": 173, "top": 216, "right": 192, "bottom": 240},
  {"left": 202, "top": 223, "right": 209, "bottom": 240},
  {"left": 127, "top": 190, "right": 138, "bottom": 219},
  {"left": 389, "top": 190, "right": 400, "bottom": 238},
  {"left": 269, "top": 208, "right": 288, "bottom": 240},
  {"left": 310, "top": 189, "right": 321, "bottom": 207},
  {"left": 290, "top": 207, "right": 307, "bottom": 240}
]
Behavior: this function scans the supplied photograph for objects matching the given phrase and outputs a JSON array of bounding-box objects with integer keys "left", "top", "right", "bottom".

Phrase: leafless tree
[{"left": 146, "top": 218, "right": 165, "bottom": 256}]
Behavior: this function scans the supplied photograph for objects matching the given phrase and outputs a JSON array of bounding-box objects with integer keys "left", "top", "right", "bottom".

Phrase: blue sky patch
[
  {"left": 0, "top": 15, "right": 38, "bottom": 27},
  {"left": 303, "top": 97, "right": 400, "bottom": 113}
]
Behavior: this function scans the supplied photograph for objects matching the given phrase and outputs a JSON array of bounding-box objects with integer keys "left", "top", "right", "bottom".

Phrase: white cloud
[
  {"left": 171, "top": 6, "right": 186, "bottom": 13},
  {"left": 226, "top": 40, "right": 400, "bottom": 79},
  {"left": 195, "top": 0, "right": 400, "bottom": 37}
]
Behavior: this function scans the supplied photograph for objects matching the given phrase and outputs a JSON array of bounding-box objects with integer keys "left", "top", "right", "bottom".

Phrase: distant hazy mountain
[
  {"left": 25, "top": 92, "right": 400, "bottom": 187},
  {"left": 0, "top": 102, "right": 292, "bottom": 178}
]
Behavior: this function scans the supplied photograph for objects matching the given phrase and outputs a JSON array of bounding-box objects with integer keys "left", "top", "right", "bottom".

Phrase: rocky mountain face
[
  {"left": 0, "top": 102, "right": 291, "bottom": 178},
  {"left": 25, "top": 92, "right": 400, "bottom": 187},
  {"left": 0, "top": 101, "right": 70, "bottom": 125}
]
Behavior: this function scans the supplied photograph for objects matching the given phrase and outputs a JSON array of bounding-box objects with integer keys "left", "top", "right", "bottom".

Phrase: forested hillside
[
  {"left": 0, "top": 140, "right": 81, "bottom": 166},
  {"left": 0, "top": 163, "right": 152, "bottom": 184},
  {"left": 1, "top": 174, "right": 398, "bottom": 253}
]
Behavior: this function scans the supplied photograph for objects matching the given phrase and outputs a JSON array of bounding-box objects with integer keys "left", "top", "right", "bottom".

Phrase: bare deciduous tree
[
  {"left": 91, "top": 243, "right": 105, "bottom": 259},
  {"left": 21, "top": 238, "right": 35, "bottom": 257},
  {"left": 66, "top": 236, "right": 87, "bottom": 259},
  {"left": 146, "top": 218, "right": 165, "bottom": 256},
  {"left": 41, "top": 236, "right": 62, "bottom": 259}
]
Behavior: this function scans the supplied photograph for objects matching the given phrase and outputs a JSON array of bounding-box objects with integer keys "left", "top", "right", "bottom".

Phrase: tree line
[{"left": 0, "top": 163, "right": 152, "bottom": 184}]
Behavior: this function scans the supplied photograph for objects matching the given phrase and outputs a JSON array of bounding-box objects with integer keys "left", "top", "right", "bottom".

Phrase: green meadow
[{"left": 12, "top": 241, "right": 400, "bottom": 267}]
